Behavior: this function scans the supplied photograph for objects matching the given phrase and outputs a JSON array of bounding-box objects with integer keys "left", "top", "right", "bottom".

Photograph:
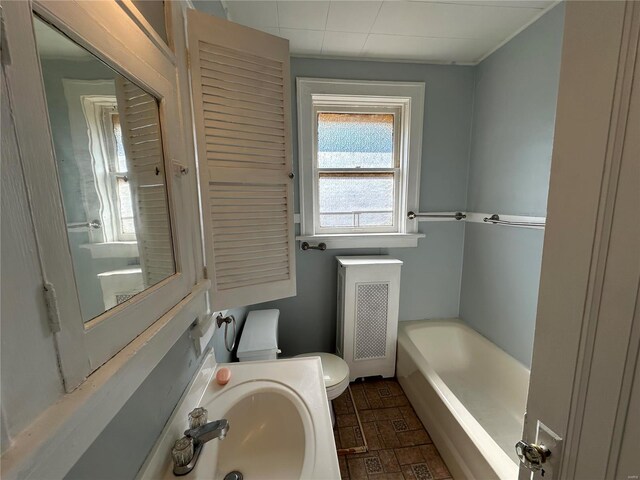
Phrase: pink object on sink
[{"left": 216, "top": 367, "right": 231, "bottom": 385}]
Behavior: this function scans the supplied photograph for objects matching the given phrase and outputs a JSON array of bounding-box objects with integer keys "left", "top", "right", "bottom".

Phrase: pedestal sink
[{"left": 138, "top": 356, "right": 339, "bottom": 480}]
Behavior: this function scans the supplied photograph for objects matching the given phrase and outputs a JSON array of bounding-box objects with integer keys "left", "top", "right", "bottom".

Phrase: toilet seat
[{"left": 295, "top": 352, "right": 350, "bottom": 400}]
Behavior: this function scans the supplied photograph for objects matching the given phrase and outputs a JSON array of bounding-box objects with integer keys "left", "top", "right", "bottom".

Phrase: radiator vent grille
[{"left": 354, "top": 283, "right": 389, "bottom": 360}]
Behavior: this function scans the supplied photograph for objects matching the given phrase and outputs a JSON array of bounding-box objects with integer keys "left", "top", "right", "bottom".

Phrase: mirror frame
[{"left": 3, "top": 0, "right": 201, "bottom": 391}]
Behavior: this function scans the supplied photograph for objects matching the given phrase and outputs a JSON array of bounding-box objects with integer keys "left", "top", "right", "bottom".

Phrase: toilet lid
[{"left": 295, "top": 352, "right": 349, "bottom": 388}]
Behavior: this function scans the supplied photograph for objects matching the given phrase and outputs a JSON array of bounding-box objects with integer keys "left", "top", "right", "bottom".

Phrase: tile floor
[{"left": 332, "top": 378, "right": 452, "bottom": 480}]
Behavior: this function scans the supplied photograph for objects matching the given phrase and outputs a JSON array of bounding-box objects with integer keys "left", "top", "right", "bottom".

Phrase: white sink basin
[
  {"left": 197, "top": 384, "right": 310, "bottom": 479},
  {"left": 138, "top": 356, "right": 339, "bottom": 480}
]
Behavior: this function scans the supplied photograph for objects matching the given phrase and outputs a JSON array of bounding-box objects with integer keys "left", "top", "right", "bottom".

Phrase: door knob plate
[{"left": 515, "top": 440, "right": 551, "bottom": 471}]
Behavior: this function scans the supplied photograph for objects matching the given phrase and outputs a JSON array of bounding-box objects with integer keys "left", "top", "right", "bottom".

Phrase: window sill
[
  {"left": 296, "top": 233, "right": 425, "bottom": 249},
  {"left": 80, "top": 241, "right": 139, "bottom": 258}
]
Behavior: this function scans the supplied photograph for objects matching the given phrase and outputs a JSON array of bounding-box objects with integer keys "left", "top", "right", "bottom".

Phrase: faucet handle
[
  {"left": 188, "top": 407, "right": 208, "bottom": 428},
  {"left": 171, "top": 436, "right": 194, "bottom": 467}
]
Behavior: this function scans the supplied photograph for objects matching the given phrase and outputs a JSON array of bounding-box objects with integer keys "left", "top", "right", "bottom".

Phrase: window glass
[
  {"left": 317, "top": 113, "right": 394, "bottom": 169},
  {"left": 318, "top": 175, "right": 394, "bottom": 228},
  {"left": 316, "top": 111, "right": 397, "bottom": 231}
]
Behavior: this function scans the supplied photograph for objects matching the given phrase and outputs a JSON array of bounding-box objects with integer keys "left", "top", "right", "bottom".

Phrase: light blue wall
[
  {"left": 466, "top": 4, "right": 565, "bottom": 216},
  {"left": 460, "top": 224, "right": 545, "bottom": 366},
  {"left": 254, "top": 58, "right": 474, "bottom": 356},
  {"left": 460, "top": 4, "right": 565, "bottom": 367}
]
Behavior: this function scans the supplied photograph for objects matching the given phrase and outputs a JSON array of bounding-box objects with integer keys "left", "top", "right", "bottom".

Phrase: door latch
[{"left": 516, "top": 440, "right": 551, "bottom": 473}]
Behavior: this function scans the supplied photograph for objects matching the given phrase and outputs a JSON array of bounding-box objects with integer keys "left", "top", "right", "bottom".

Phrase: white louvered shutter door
[
  {"left": 115, "top": 78, "right": 175, "bottom": 287},
  {"left": 187, "top": 10, "right": 296, "bottom": 310}
]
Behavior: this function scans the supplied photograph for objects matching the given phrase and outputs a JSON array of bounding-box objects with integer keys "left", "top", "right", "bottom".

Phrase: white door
[
  {"left": 186, "top": 10, "right": 297, "bottom": 311},
  {"left": 518, "top": 2, "right": 640, "bottom": 479}
]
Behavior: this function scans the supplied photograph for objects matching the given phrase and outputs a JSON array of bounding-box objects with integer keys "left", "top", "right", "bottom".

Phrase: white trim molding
[{"left": 296, "top": 77, "right": 425, "bottom": 249}]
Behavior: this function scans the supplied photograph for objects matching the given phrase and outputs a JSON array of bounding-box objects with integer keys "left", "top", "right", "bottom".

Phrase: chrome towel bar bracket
[{"left": 301, "top": 241, "right": 326, "bottom": 251}]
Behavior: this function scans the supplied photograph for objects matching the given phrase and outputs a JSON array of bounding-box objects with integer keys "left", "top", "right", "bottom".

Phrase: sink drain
[{"left": 224, "top": 471, "right": 243, "bottom": 480}]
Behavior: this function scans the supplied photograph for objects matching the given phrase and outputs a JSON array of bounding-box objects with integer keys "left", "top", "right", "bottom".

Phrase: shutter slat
[
  {"left": 217, "top": 262, "right": 290, "bottom": 278},
  {"left": 205, "top": 135, "right": 285, "bottom": 152},
  {"left": 210, "top": 190, "right": 285, "bottom": 199},
  {"left": 203, "top": 93, "right": 283, "bottom": 115},
  {"left": 211, "top": 197, "right": 286, "bottom": 206},
  {"left": 203, "top": 110, "right": 283, "bottom": 132},
  {"left": 199, "top": 52, "right": 283, "bottom": 83},
  {"left": 206, "top": 152, "right": 285, "bottom": 167},
  {"left": 199, "top": 75, "right": 283, "bottom": 102},
  {"left": 203, "top": 102, "right": 284, "bottom": 123},
  {"left": 217, "top": 274, "right": 290, "bottom": 291},
  {"left": 201, "top": 71, "right": 282, "bottom": 96},
  {"left": 199, "top": 41, "right": 283, "bottom": 70},
  {"left": 204, "top": 126, "right": 284, "bottom": 145},
  {"left": 206, "top": 143, "right": 284, "bottom": 159},
  {"left": 214, "top": 246, "right": 288, "bottom": 262},
  {"left": 200, "top": 63, "right": 283, "bottom": 89},
  {"left": 204, "top": 118, "right": 284, "bottom": 138},
  {"left": 201, "top": 83, "right": 282, "bottom": 106}
]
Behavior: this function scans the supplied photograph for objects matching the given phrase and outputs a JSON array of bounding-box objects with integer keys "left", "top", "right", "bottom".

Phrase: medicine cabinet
[
  {"left": 3, "top": 1, "right": 199, "bottom": 391},
  {"left": 3, "top": 1, "right": 297, "bottom": 392}
]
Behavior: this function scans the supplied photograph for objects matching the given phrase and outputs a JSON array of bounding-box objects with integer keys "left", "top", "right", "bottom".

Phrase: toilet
[
  {"left": 237, "top": 309, "right": 350, "bottom": 425},
  {"left": 294, "top": 351, "right": 350, "bottom": 425}
]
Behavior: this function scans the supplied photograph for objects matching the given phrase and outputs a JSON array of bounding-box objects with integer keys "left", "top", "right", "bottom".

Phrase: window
[
  {"left": 110, "top": 114, "right": 136, "bottom": 239},
  {"left": 297, "top": 78, "right": 425, "bottom": 248},
  {"left": 316, "top": 111, "right": 399, "bottom": 233},
  {"left": 81, "top": 96, "right": 136, "bottom": 242}
]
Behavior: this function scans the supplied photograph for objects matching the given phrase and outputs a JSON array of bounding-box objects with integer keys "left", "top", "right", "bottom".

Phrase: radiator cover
[{"left": 336, "top": 256, "right": 403, "bottom": 381}]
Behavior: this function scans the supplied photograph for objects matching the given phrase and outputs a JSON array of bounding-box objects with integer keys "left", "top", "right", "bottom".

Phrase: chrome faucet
[
  {"left": 184, "top": 418, "right": 229, "bottom": 443},
  {"left": 172, "top": 407, "right": 229, "bottom": 476}
]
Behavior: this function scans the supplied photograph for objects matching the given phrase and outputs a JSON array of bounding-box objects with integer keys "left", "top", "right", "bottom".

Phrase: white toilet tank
[{"left": 237, "top": 309, "right": 281, "bottom": 362}]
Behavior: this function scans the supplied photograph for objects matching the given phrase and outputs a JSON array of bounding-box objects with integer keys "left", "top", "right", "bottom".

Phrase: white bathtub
[{"left": 397, "top": 319, "right": 530, "bottom": 480}]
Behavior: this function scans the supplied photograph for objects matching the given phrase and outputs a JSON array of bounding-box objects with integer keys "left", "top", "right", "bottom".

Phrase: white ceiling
[{"left": 220, "top": 0, "right": 557, "bottom": 64}]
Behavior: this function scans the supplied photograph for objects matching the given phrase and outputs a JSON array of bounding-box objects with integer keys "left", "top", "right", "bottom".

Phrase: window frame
[
  {"left": 297, "top": 78, "right": 425, "bottom": 249},
  {"left": 5, "top": 0, "right": 201, "bottom": 391},
  {"left": 313, "top": 104, "right": 402, "bottom": 235}
]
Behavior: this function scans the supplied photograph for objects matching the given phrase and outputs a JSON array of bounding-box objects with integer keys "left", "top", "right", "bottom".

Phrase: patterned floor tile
[{"left": 334, "top": 377, "right": 450, "bottom": 480}]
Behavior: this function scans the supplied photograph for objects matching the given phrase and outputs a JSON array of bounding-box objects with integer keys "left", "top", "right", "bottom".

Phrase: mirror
[{"left": 34, "top": 17, "right": 176, "bottom": 323}]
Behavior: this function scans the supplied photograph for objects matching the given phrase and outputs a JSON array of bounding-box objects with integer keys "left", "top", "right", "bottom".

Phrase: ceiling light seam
[
  {"left": 361, "top": 31, "right": 492, "bottom": 41},
  {"left": 361, "top": 0, "right": 384, "bottom": 57},
  {"left": 404, "top": 0, "right": 546, "bottom": 10},
  {"left": 290, "top": 53, "right": 477, "bottom": 66},
  {"left": 320, "top": 0, "right": 331, "bottom": 55},
  {"left": 323, "top": 1, "right": 331, "bottom": 30}
]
